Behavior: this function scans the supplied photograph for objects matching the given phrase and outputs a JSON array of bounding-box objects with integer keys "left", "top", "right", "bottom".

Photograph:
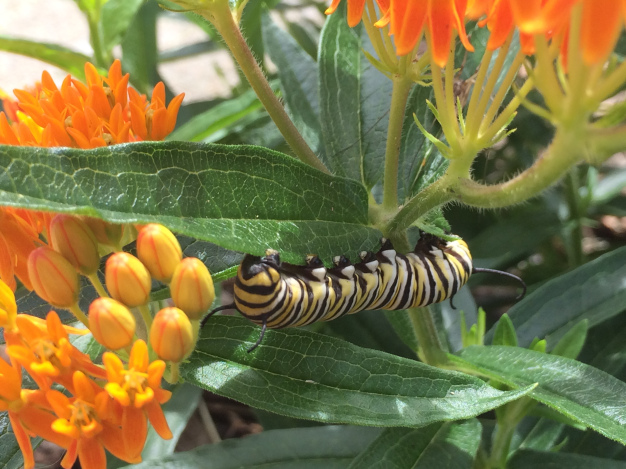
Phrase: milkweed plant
[{"left": 0, "top": 0, "right": 625, "bottom": 468}]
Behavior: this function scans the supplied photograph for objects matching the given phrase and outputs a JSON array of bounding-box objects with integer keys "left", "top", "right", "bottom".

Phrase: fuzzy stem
[
  {"left": 138, "top": 304, "right": 153, "bottom": 330},
  {"left": 204, "top": 3, "right": 328, "bottom": 173},
  {"left": 382, "top": 76, "right": 413, "bottom": 210},
  {"left": 87, "top": 273, "right": 109, "bottom": 298},
  {"left": 70, "top": 303, "right": 90, "bottom": 328}
]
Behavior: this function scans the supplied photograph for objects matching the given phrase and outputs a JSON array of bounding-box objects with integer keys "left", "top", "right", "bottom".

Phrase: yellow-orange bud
[
  {"left": 81, "top": 217, "right": 124, "bottom": 247},
  {"left": 137, "top": 224, "right": 182, "bottom": 283},
  {"left": 28, "top": 247, "right": 79, "bottom": 308},
  {"left": 88, "top": 298, "right": 136, "bottom": 350},
  {"left": 105, "top": 252, "right": 151, "bottom": 307},
  {"left": 170, "top": 258, "right": 215, "bottom": 320},
  {"left": 50, "top": 214, "right": 100, "bottom": 275},
  {"left": 150, "top": 307, "right": 193, "bottom": 362}
]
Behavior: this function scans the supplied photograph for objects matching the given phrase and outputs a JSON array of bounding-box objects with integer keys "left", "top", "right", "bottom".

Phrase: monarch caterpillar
[{"left": 203, "top": 233, "right": 525, "bottom": 351}]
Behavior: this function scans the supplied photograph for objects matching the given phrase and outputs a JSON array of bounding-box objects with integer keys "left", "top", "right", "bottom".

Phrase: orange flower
[
  {"left": 7, "top": 311, "right": 105, "bottom": 391},
  {"left": 0, "top": 357, "right": 72, "bottom": 469},
  {"left": 0, "top": 208, "right": 49, "bottom": 291},
  {"left": 103, "top": 340, "right": 172, "bottom": 458},
  {"left": 47, "top": 371, "right": 141, "bottom": 469},
  {"left": 325, "top": 0, "right": 474, "bottom": 66},
  {"left": 0, "top": 60, "right": 183, "bottom": 290}
]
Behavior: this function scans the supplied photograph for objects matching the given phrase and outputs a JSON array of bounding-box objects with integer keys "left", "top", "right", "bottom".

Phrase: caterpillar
[{"left": 203, "top": 234, "right": 525, "bottom": 351}]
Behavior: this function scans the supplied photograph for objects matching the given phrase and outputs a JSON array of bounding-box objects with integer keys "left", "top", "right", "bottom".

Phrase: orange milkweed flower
[
  {"left": 325, "top": 0, "right": 474, "bottom": 67},
  {"left": 7, "top": 310, "right": 105, "bottom": 391},
  {"left": 0, "top": 208, "right": 49, "bottom": 291},
  {"left": 47, "top": 371, "right": 142, "bottom": 469},
  {"left": 103, "top": 340, "right": 172, "bottom": 459},
  {"left": 0, "top": 356, "right": 72, "bottom": 469},
  {"left": 0, "top": 59, "right": 184, "bottom": 290}
]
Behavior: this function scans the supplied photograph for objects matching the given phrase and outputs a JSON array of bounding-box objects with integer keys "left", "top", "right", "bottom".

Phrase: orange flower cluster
[
  {"left": 0, "top": 221, "right": 216, "bottom": 468},
  {"left": 0, "top": 60, "right": 184, "bottom": 292},
  {"left": 0, "top": 281, "right": 172, "bottom": 469},
  {"left": 327, "top": 0, "right": 626, "bottom": 67},
  {"left": 0, "top": 59, "right": 184, "bottom": 148}
]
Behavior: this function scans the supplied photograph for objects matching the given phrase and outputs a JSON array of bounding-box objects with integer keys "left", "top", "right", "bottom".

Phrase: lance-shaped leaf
[
  {"left": 486, "top": 246, "right": 626, "bottom": 347},
  {"left": 122, "top": 425, "right": 382, "bottom": 469},
  {"left": 508, "top": 449, "right": 626, "bottom": 469},
  {"left": 182, "top": 316, "right": 533, "bottom": 427},
  {"left": 262, "top": 11, "right": 325, "bottom": 157},
  {"left": 452, "top": 346, "right": 626, "bottom": 445},
  {"left": 0, "top": 141, "right": 381, "bottom": 263},
  {"left": 348, "top": 419, "right": 481, "bottom": 469},
  {"left": 0, "top": 37, "right": 91, "bottom": 80}
]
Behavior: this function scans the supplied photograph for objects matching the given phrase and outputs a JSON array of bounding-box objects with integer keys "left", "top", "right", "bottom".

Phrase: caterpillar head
[{"left": 237, "top": 250, "right": 281, "bottom": 283}]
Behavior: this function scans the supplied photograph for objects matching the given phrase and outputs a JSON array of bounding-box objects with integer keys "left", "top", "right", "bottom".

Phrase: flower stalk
[{"left": 200, "top": 2, "right": 329, "bottom": 174}]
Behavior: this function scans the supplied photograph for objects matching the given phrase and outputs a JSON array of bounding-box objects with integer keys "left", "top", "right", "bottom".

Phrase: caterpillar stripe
[{"left": 204, "top": 234, "right": 514, "bottom": 351}]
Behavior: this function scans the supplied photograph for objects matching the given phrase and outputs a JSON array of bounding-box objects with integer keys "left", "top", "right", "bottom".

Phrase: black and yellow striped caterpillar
[{"left": 203, "top": 234, "right": 525, "bottom": 351}]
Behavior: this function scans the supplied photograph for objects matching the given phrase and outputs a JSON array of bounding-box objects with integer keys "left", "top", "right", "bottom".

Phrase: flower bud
[
  {"left": 88, "top": 298, "right": 136, "bottom": 350},
  {"left": 150, "top": 307, "right": 193, "bottom": 362},
  {"left": 81, "top": 217, "right": 124, "bottom": 247},
  {"left": 49, "top": 214, "right": 100, "bottom": 275},
  {"left": 105, "top": 252, "right": 151, "bottom": 307},
  {"left": 28, "top": 247, "right": 79, "bottom": 308},
  {"left": 170, "top": 258, "right": 215, "bottom": 320},
  {"left": 136, "top": 224, "right": 182, "bottom": 283}
]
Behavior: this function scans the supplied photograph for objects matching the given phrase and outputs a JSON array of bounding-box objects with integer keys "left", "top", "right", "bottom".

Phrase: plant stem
[
  {"left": 70, "top": 303, "right": 90, "bottom": 328},
  {"left": 563, "top": 169, "right": 584, "bottom": 268},
  {"left": 408, "top": 306, "right": 447, "bottom": 366},
  {"left": 204, "top": 3, "right": 329, "bottom": 174},
  {"left": 382, "top": 76, "right": 413, "bottom": 210},
  {"left": 87, "top": 273, "right": 109, "bottom": 298},
  {"left": 138, "top": 304, "right": 153, "bottom": 330}
]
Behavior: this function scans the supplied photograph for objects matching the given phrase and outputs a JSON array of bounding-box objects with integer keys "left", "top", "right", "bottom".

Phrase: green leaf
[
  {"left": 321, "top": 309, "right": 415, "bottom": 359},
  {"left": 492, "top": 314, "right": 518, "bottom": 347},
  {"left": 0, "top": 141, "right": 380, "bottom": 263},
  {"left": 101, "top": 0, "right": 144, "bottom": 52},
  {"left": 141, "top": 384, "right": 203, "bottom": 460},
  {"left": 592, "top": 168, "right": 626, "bottom": 205},
  {"left": 551, "top": 319, "right": 588, "bottom": 360},
  {"left": 348, "top": 419, "right": 481, "bottom": 469},
  {"left": 437, "top": 289, "right": 478, "bottom": 353},
  {"left": 121, "top": 0, "right": 161, "bottom": 94},
  {"left": 318, "top": 8, "right": 362, "bottom": 181},
  {"left": 123, "top": 425, "right": 382, "bottom": 469},
  {"left": 0, "top": 37, "right": 91, "bottom": 80},
  {"left": 262, "top": 12, "right": 324, "bottom": 156},
  {"left": 453, "top": 346, "right": 626, "bottom": 445},
  {"left": 487, "top": 246, "right": 626, "bottom": 348},
  {"left": 180, "top": 237, "right": 243, "bottom": 282},
  {"left": 508, "top": 449, "right": 626, "bottom": 469},
  {"left": 513, "top": 418, "right": 564, "bottom": 453},
  {"left": 168, "top": 87, "right": 270, "bottom": 142},
  {"left": 183, "top": 316, "right": 534, "bottom": 427},
  {"left": 399, "top": 86, "right": 446, "bottom": 202}
]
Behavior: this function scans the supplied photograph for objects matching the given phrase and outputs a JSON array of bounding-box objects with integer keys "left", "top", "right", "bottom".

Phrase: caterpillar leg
[{"left": 247, "top": 318, "right": 267, "bottom": 353}]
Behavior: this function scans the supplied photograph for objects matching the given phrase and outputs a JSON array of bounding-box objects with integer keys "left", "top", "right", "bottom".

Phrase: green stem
[
  {"left": 70, "top": 303, "right": 90, "bottom": 328},
  {"left": 385, "top": 174, "right": 456, "bottom": 234},
  {"left": 87, "top": 273, "right": 109, "bottom": 298},
  {"left": 138, "top": 304, "right": 153, "bottom": 330},
  {"left": 166, "top": 362, "right": 180, "bottom": 384},
  {"left": 563, "top": 169, "right": 584, "bottom": 268},
  {"left": 204, "top": 3, "right": 328, "bottom": 174},
  {"left": 382, "top": 77, "right": 413, "bottom": 210},
  {"left": 488, "top": 397, "right": 536, "bottom": 469},
  {"left": 407, "top": 307, "right": 447, "bottom": 366},
  {"left": 87, "top": 14, "right": 108, "bottom": 68}
]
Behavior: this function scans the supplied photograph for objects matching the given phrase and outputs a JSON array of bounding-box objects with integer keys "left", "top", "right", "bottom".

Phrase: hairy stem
[
  {"left": 205, "top": 3, "right": 328, "bottom": 174},
  {"left": 382, "top": 76, "right": 413, "bottom": 210}
]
